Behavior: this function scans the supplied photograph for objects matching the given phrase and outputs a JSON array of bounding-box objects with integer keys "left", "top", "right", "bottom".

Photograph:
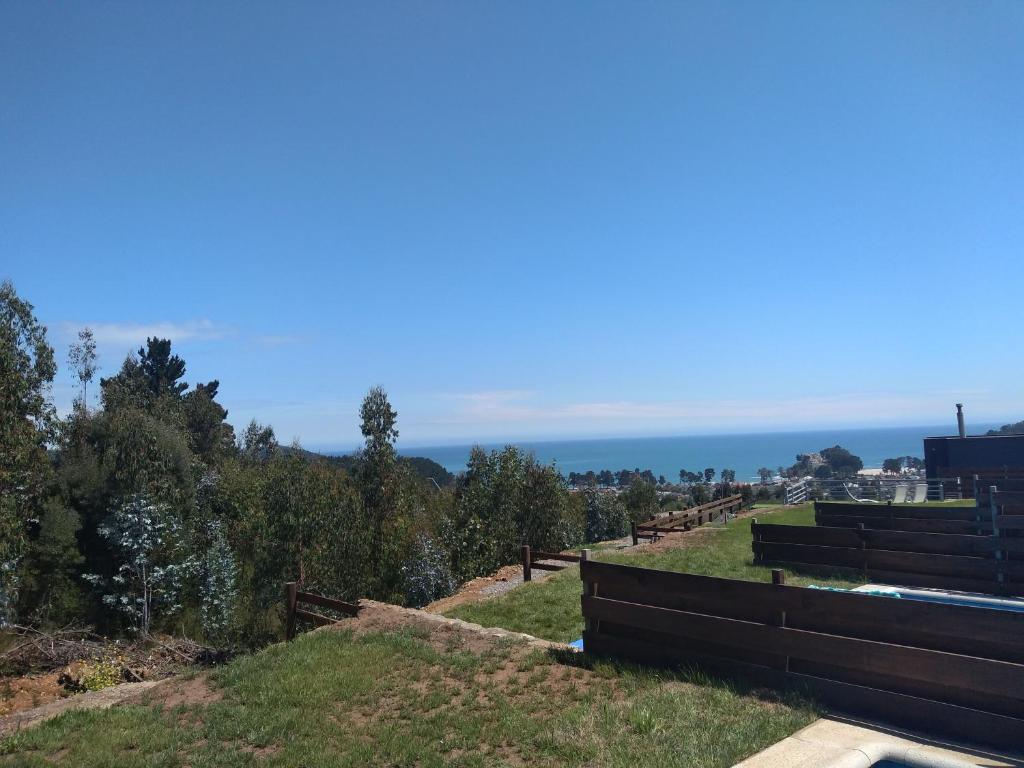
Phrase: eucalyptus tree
[
  {"left": 357, "top": 386, "right": 400, "bottom": 585},
  {"left": 67, "top": 327, "right": 98, "bottom": 407},
  {"left": 0, "top": 280, "right": 56, "bottom": 624}
]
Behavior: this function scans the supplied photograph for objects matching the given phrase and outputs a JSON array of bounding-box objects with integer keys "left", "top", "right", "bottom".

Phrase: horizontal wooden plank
[
  {"left": 528, "top": 561, "right": 570, "bottom": 571},
  {"left": 754, "top": 526, "right": 1024, "bottom": 586},
  {"left": 754, "top": 540, "right": 865, "bottom": 569},
  {"left": 639, "top": 494, "right": 742, "bottom": 530},
  {"left": 861, "top": 528, "right": 1006, "bottom": 557},
  {"left": 816, "top": 514, "right": 991, "bottom": 535},
  {"left": 996, "top": 514, "right": 1024, "bottom": 530},
  {"left": 530, "top": 550, "right": 580, "bottom": 562},
  {"left": 294, "top": 608, "right": 336, "bottom": 626},
  {"left": 815, "top": 501, "right": 982, "bottom": 521},
  {"left": 866, "top": 549, "right": 1004, "bottom": 580},
  {"left": 815, "top": 502, "right": 894, "bottom": 518},
  {"left": 791, "top": 522, "right": 1021, "bottom": 556},
  {"left": 582, "top": 596, "right": 1024, "bottom": 701},
  {"left": 581, "top": 631, "right": 1024, "bottom": 751},
  {"left": 295, "top": 591, "right": 360, "bottom": 616},
  {"left": 754, "top": 523, "right": 862, "bottom": 548},
  {"left": 637, "top": 524, "right": 698, "bottom": 534},
  {"left": 580, "top": 560, "right": 1024, "bottom": 661}
]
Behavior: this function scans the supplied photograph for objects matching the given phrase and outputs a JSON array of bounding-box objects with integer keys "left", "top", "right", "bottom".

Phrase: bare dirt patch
[
  {"left": 329, "top": 600, "right": 564, "bottom": 656},
  {"left": 135, "top": 674, "right": 221, "bottom": 710},
  {"left": 425, "top": 563, "right": 556, "bottom": 613},
  {"left": 0, "top": 672, "right": 68, "bottom": 718},
  {"left": 324, "top": 600, "right": 620, "bottom": 742},
  {"left": 0, "top": 680, "right": 166, "bottom": 737}
]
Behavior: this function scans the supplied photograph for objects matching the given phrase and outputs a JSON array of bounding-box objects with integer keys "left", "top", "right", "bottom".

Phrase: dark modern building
[{"left": 924, "top": 433, "right": 1024, "bottom": 479}]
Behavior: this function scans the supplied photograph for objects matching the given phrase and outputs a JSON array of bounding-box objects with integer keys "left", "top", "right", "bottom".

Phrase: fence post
[
  {"left": 751, "top": 518, "right": 760, "bottom": 563},
  {"left": 771, "top": 569, "right": 789, "bottom": 672},
  {"left": 285, "top": 581, "right": 298, "bottom": 641},
  {"left": 521, "top": 544, "right": 532, "bottom": 582},
  {"left": 630, "top": 521, "right": 638, "bottom": 546},
  {"left": 581, "top": 548, "right": 597, "bottom": 634},
  {"left": 990, "top": 486, "right": 1004, "bottom": 592},
  {"left": 974, "top": 476, "right": 984, "bottom": 535}
]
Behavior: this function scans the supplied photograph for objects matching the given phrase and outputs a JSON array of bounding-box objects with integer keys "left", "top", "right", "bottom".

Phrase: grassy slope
[
  {"left": 446, "top": 505, "right": 867, "bottom": 643},
  {"left": 0, "top": 628, "right": 815, "bottom": 768},
  {"left": 2, "top": 501, "right": 972, "bottom": 767},
  {"left": 447, "top": 500, "right": 974, "bottom": 643}
]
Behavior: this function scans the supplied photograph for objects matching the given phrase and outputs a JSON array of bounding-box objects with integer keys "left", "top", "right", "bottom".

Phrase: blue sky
[{"left": 3, "top": 2, "right": 1022, "bottom": 449}]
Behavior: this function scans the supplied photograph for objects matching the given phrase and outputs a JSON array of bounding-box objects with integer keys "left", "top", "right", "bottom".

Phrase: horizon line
[{"left": 300, "top": 420, "right": 1006, "bottom": 455}]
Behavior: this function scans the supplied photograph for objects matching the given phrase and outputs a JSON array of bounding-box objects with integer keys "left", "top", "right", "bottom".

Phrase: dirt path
[{"left": 425, "top": 511, "right": 760, "bottom": 614}]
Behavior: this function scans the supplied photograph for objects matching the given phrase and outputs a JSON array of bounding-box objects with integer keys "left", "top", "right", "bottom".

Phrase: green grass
[
  {"left": 0, "top": 628, "right": 816, "bottom": 767},
  {"left": 447, "top": 505, "right": 866, "bottom": 643}
]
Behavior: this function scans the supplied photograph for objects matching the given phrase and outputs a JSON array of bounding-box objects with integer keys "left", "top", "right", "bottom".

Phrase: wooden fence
[
  {"left": 521, "top": 545, "right": 580, "bottom": 581},
  {"left": 815, "top": 500, "right": 995, "bottom": 534},
  {"left": 285, "top": 582, "right": 361, "bottom": 640},
  {"left": 579, "top": 558, "right": 1024, "bottom": 749},
  {"left": 633, "top": 494, "right": 743, "bottom": 544},
  {"left": 752, "top": 520, "right": 1024, "bottom": 596}
]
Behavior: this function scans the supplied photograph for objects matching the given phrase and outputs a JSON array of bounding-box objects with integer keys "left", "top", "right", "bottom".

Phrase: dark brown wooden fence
[
  {"left": 815, "top": 500, "right": 994, "bottom": 534},
  {"left": 285, "top": 582, "right": 361, "bottom": 640},
  {"left": 633, "top": 494, "right": 743, "bottom": 544},
  {"left": 752, "top": 520, "right": 1024, "bottom": 595},
  {"left": 579, "top": 558, "right": 1024, "bottom": 749},
  {"left": 520, "top": 545, "right": 580, "bottom": 581}
]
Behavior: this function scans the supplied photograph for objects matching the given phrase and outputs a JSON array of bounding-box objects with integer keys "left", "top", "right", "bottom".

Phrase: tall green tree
[
  {"left": 623, "top": 476, "right": 658, "bottom": 523},
  {"left": 357, "top": 387, "right": 400, "bottom": 585},
  {"left": 0, "top": 281, "right": 57, "bottom": 623},
  {"left": 67, "top": 327, "right": 98, "bottom": 408},
  {"left": 138, "top": 338, "right": 188, "bottom": 399},
  {"left": 183, "top": 380, "right": 235, "bottom": 460}
]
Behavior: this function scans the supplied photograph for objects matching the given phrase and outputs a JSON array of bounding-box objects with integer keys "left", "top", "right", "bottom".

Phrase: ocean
[{"left": 399, "top": 424, "right": 1000, "bottom": 482}]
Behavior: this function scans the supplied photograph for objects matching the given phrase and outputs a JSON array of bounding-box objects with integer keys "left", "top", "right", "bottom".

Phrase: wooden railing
[
  {"left": 520, "top": 545, "right": 580, "bottom": 581},
  {"left": 285, "top": 582, "right": 361, "bottom": 640},
  {"left": 632, "top": 494, "right": 743, "bottom": 544},
  {"left": 579, "top": 558, "right": 1024, "bottom": 750}
]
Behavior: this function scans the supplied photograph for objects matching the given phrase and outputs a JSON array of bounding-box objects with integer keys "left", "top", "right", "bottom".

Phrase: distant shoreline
[{"left": 316, "top": 423, "right": 1002, "bottom": 482}]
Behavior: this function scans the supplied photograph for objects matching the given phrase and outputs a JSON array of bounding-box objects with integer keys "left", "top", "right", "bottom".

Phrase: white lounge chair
[
  {"left": 913, "top": 482, "right": 929, "bottom": 503},
  {"left": 892, "top": 484, "right": 908, "bottom": 504}
]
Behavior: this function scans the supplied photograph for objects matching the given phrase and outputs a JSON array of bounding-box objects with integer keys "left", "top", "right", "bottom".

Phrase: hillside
[
  {"left": 282, "top": 446, "right": 455, "bottom": 486},
  {"left": 0, "top": 601, "right": 815, "bottom": 767}
]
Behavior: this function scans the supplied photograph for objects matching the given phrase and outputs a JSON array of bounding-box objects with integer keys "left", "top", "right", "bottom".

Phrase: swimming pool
[{"left": 852, "top": 584, "right": 1024, "bottom": 612}]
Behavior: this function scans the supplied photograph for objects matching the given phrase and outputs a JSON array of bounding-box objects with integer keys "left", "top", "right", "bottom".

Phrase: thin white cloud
[
  {"left": 427, "top": 388, "right": 997, "bottom": 433},
  {"left": 58, "top": 319, "right": 234, "bottom": 347},
  {"left": 254, "top": 333, "right": 309, "bottom": 348}
]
